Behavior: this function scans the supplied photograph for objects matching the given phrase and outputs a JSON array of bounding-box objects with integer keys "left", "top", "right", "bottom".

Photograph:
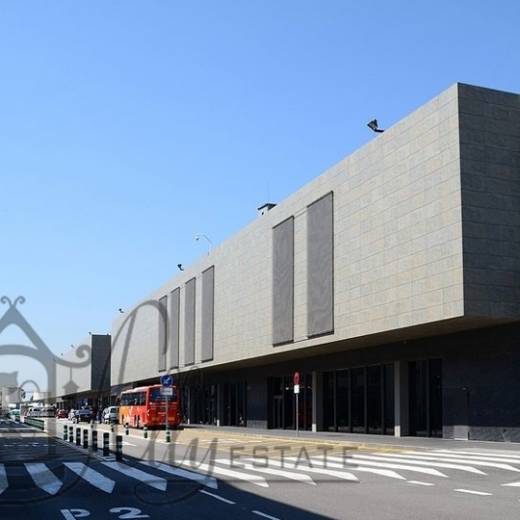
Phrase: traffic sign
[
  {"left": 293, "top": 372, "right": 300, "bottom": 386},
  {"left": 160, "top": 387, "right": 173, "bottom": 396},
  {"left": 293, "top": 384, "right": 300, "bottom": 394},
  {"left": 160, "top": 374, "right": 174, "bottom": 387}
]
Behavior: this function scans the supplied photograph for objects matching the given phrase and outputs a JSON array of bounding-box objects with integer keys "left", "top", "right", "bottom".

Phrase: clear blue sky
[{"left": 1, "top": 0, "right": 519, "bottom": 358}]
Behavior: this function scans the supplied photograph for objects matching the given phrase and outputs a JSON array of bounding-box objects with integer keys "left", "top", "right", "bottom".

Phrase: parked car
[
  {"left": 70, "top": 408, "right": 92, "bottom": 423},
  {"left": 55, "top": 409, "right": 68, "bottom": 419},
  {"left": 103, "top": 406, "right": 119, "bottom": 424}
]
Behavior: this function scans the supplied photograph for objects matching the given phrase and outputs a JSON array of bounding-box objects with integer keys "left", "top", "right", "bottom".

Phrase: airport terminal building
[{"left": 110, "top": 83, "right": 520, "bottom": 442}]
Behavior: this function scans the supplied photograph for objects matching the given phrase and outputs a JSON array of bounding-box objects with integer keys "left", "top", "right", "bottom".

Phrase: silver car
[{"left": 103, "top": 406, "right": 119, "bottom": 424}]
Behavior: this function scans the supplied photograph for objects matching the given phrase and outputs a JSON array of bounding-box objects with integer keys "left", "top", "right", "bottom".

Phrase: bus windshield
[{"left": 149, "top": 388, "right": 177, "bottom": 403}]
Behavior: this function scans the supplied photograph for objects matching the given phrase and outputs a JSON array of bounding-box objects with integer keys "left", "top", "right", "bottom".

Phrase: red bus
[{"left": 119, "top": 384, "right": 181, "bottom": 429}]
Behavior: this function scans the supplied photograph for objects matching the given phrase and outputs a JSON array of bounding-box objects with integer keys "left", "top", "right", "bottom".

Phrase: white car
[{"left": 103, "top": 406, "right": 119, "bottom": 424}]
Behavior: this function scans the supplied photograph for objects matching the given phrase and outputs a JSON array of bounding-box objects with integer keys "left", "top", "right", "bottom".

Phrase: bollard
[
  {"left": 165, "top": 428, "right": 171, "bottom": 443},
  {"left": 110, "top": 424, "right": 115, "bottom": 433},
  {"left": 103, "top": 432, "right": 109, "bottom": 457},
  {"left": 125, "top": 424, "right": 129, "bottom": 436},
  {"left": 83, "top": 429, "right": 88, "bottom": 449},
  {"left": 69, "top": 426, "right": 74, "bottom": 443},
  {"left": 76, "top": 427, "right": 81, "bottom": 446},
  {"left": 115, "top": 435, "right": 123, "bottom": 461},
  {"left": 92, "top": 430, "right": 98, "bottom": 451},
  {"left": 143, "top": 426, "right": 148, "bottom": 439},
  {"left": 63, "top": 424, "right": 68, "bottom": 441}
]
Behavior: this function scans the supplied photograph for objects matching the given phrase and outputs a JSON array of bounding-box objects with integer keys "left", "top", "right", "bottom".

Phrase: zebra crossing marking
[
  {"left": 139, "top": 460, "right": 218, "bottom": 489},
  {"left": 250, "top": 457, "right": 359, "bottom": 482},
  {"left": 101, "top": 461, "right": 167, "bottom": 491},
  {"left": 173, "top": 460, "right": 269, "bottom": 488},
  {"left": 24, "top": 463, "right": 62, "bottom": 495},
  {"left": 349, "top": 454, "right": 485, "bottom": 475},
  {"left": 64, "top": 462, "right": 115, "bottom": 494},
  {"left": 327, "top": 455, "right": 448, "bottom": 478},
  {"left": 288, "top": 457, "right": 407, "bottom": 481},
  {"left": 454, "top": 488, "right": 492, "bottom": 496},
  {"left": 408, "top": 450, "right": 520, "bottom": 466},
  {"left": 407, "top": 480, "right": 435, "bottom": 486},
  {"left": 214, "top": 458, "right": 317, "bottom": 485},
  {"left": 388, "top": 452, "right": 520, "bottom": 472}
]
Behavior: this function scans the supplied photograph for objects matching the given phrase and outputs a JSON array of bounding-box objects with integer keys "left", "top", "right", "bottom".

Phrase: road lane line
[
  {"left": 0, "top": 464, "right": 7, "bottom": 495},
  {"left": 326, "top": 456, "right": 447, "bottom": 478},
  {"left": 214, "top": 458, "right": 316, "bottom": 485},
  {"left": 454, "top": 488, "right": 493, "bottom": 496},
  {"left": 25, "top": 463, "right": 62, "bottom": 495},
  {"left": 407, "top": 480, "right": 435, "bottom": 486},
  {"left": 101, "top": 461, "right": 167, "bottom": 491},
  {"left": 139, "top": 460, "right": 218, "bottom": 489},
  {"left": 199, "top": 489, "right": 235, "bottom": 504},
  {"left": 252, "top": 511, "right": 280, "bottom": 520},
  {"left": 64, "top": 462, "right": 115, "bottom": 493},
  {"left": 349, "top": 454, "right": 484, "bottom": 475}
]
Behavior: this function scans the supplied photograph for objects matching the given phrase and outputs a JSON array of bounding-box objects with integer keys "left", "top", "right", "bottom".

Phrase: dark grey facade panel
[
  {"left": 90, "top": 334, "right": 111, "bottom": 391},
  {"left": 158, "top": 295, "right": 168, "bottom": 371},
  {"left": 272, "top": 217, "right": 294, "bottom": 345},
  {"left": 201, "top": 266, "right": 215, "bottom": 362},
  {"left": 184, "top": 278, "right": 196, "bottom": 365},
  {"left": 307, "top": 191, "right": 334, "bottom": 337},
  {"left": 169, "top": 288, "right": 180, "bottom": 369}
]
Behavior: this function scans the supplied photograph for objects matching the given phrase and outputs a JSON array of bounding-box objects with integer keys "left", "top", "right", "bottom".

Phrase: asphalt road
[{"left": 2, "top": 419, "right": 520, "bottom": 519}]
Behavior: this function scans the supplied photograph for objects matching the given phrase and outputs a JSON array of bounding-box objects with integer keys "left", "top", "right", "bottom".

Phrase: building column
[{"left": 394, "top": 361, "right": 409, "bottom": 437}]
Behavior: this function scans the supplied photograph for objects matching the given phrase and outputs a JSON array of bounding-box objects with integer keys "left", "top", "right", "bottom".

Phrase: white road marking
[
  {"left": 215, "top": 459, "right": 316, "bottom": 485},
  {"left": 199, "top": 489, "right": 235, "bottom": 504},
  {"left": 302, "top": 458, "right": 406, "bottom": 480},
  {"left": 436, "top": 449, "right": 520, "bottom": 459},
  {"left": 251, "top": 457, "right": 359, "bottom": 482},
  {"left": 252, "top": 511, "right": 280, "bottom": 520},
  {"left": 25, "top": 463, "right": 62, "bottom": 495},
  {"left": 0, "top": 464, "right": 7, "bottom": 495},
  {"left": 139, "top": 460, "right": 218, "bottom": 489},
  {"left": 454, "top": 488, "right": 493, "bottom": 496},
  {"left": 402, "top": 451, "right": 520, "bottom": 470},
  {"left": 101, "top": 461, "right": 167, "bottom": 491},
  {"left": 407, "top": 480, "right": 435, "bottom": 486},
  {"left": 350, "top": 454, "right": 485, "bottom": 475},
  {"left": 174, "top": 460, "right": 269, "bottom": 488},
  {"left": 327, "top": 455, "right": 448, "bottom": 478},
  {"left": 64, "top": 462, "right": 115, "bottom": 493},
  {"left": 501, "top": 481, "right": 520, "bottom": 487}
]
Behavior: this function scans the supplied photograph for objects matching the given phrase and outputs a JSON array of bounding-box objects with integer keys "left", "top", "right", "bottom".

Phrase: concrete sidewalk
[{"left": 182, "top": 423, "right": 520, "bottom": 452}]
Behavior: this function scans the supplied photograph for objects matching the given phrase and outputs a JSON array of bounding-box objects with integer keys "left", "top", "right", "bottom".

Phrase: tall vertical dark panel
[
  {"left": 169, "top": 288, "right": 180, "bottom": 369},
  {"left": 201, "top": 266, "right": 215, "bottom": 362},
  {"left": 307, "top": 192, "right": 334, "bottom": 337},
  {"left": 158, "top": 295, "right": 168, "bottom": 371},
  {"left": 272, "top": 217, "right": 294, "bottom": 345},
  {"left": 184, "top": 278, "right": 196, "bottom": 365}
]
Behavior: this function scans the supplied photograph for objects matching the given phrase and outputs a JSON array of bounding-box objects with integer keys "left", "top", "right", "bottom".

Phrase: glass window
[
  {"left": 351, "top": 367, "right": 365, "bottom": 433},
  {"left": 149, "top": 388, "right": 177, "bottom": 403},
  {"left": 322, "top": 372, "right": 335, "bottom": 431},
  {"left": 409, "top": 361, "right": 428, "bottom": 436},
  {"left": 367, "top": 365, "right": 382, "bottom": 434},
  {"left": 283, "top": 376, "right": 294, "bottom": 429},
  {"left": 384, "top": 363, "right": 395, "bottom": 435},
  {"left": 429, "top": 359, "right": 443, "bottom": 437},
  {"left": 336, "top": 370, "right": 350, "bottom": 432}
]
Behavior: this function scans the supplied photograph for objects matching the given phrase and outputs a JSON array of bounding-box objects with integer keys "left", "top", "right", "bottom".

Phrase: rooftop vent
[{"left": 257, "top": 202, "right": 276, "bottom": 217}]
